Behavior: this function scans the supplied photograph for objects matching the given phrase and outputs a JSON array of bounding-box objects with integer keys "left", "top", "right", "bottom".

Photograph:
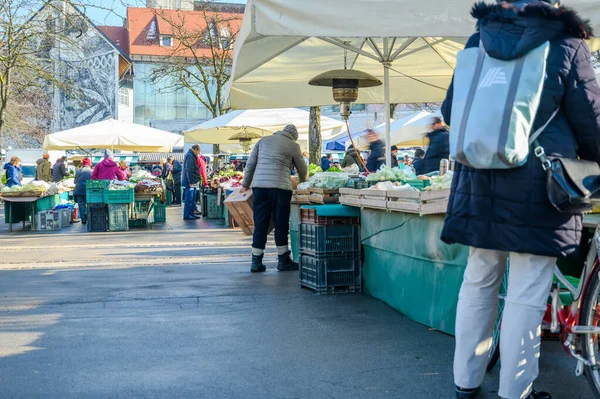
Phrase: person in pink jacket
[{"left": 91, "top": 150, "right": 124, "bottom": 181}]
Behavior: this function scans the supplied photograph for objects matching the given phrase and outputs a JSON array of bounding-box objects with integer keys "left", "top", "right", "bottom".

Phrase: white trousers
[{"left": 453, "top": 247, "right": 556, "bottom": 399}]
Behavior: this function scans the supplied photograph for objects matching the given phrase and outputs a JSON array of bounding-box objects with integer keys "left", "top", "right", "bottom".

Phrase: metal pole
[{"left": 383, "top": 38, "right": 391, "bottom": 167}]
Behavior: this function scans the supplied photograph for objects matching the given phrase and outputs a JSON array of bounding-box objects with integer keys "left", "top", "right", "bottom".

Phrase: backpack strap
[{"left": 528, "top": 107, "right": 560, "bottom": 146}]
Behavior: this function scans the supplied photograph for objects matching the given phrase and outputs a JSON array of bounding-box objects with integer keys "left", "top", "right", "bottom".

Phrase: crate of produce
[
  {"left": 154, "top": 202, "right": 167, "bottom": 223},
  {"left": 206, "top": 192, "right": 223, "bottom": 219},
  {"left": 87, "top": 180, "right": 110, "bottom": 189},
  {"left": 104, "top": 188, "right": 134, "bottom": 204},
  {"left": 108, "top": 204, "right": 129, "bottom": 231},
  {"left": 300, "top": 205, "right": 360, "bottom": 226},
  {"left": 87, "top": 204, "right": 107, "bottom": 232},
  {"left": 86, "top": 187, "right": 105, "bottom": 204},
  {"left": 36, "top": 194, "right": 60, "bottom": 212},
  {"left": 403, "top": 179, "right": 431, "bottom": 191},
  {"left": 299, "top": 223, "right": 361, "bottom": 257},
  {"left": 299, "top": 252, "right": 362, "bottom": 294}
]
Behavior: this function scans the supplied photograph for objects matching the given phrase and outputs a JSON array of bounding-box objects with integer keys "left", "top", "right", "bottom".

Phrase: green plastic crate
[
  {"left": 104, "top": 188, "right": 134, "bottom": 204},
  {"left": 86, "top": 187, "right": 105, "bottom": 204},
  {"left": 299, "top": 223, "right": 361, "bottom": 257},
  {"left": 36, "top": 194, "right": 59, "bottom": 211},
  {"left": 290, "top": 230, "right": 299, "bottom": 263},
  {"left": 166, "top": 190, "right": 173, "bottom": 206},
  {"left": 206, "top": 192, "right": 223, "bottom": 219},
  {"left": 154, "top": 202, "right": 167, "bottom": 223},
  {"left": 87, "top": 180, "right": 110, "bottom": 189},
  {"left": 403, "top": 179, "right": 431, "bottom": 191},
  {"left": 108, "top": 204, "right": 129, "bottom": 231}
]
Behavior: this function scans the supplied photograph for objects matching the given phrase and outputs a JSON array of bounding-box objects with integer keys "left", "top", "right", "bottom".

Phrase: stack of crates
[
  {"left": 298, "top": 206, "right": 362, "bottom": 294},
  {"left": 289, "top": 204, "right": 300, "bottom": 262},
  {"left": 154, "top": 201, "right": 167, "bottom": 223},
  {"left": 86, "top": 180, "right": 110, "bottom": 204},
  {"left": 205, "top": 191, "right": 223, "bottom": 219}
]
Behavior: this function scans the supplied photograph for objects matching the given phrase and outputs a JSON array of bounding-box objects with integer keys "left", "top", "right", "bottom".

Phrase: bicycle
[{"left": 487, "top": 226, "right": 600, "bottom": 397}]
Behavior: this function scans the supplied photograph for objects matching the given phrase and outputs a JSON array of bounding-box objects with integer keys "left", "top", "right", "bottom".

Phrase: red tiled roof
[
  {"left": 98, "top": 26, "right": 130, "bottom": 56},
  {"left": 127, "top": 7, "right": 243, "bottom": 58}
]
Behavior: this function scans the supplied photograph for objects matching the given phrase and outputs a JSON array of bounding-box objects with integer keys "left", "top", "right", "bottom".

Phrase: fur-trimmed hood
[{"left": 470, "top": 1, "right": 593, "bottom": 60}]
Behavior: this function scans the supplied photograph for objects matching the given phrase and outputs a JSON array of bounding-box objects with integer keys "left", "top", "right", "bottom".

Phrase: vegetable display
[
  {"left": 327, "top": 166, "right": 343, "bottom": 173},
  {"left": 297, "top": 172, "right": 349, "bottom": 190},
  {"left": 425, "top": 171, "right": 454, "bottom": 191},
  {"left": 130, "top": 170, "right": 154, "bottom": 183},
  {"left": 210, "top": 170, "right": 244, "bottom": 190},
  {"left": 309, "top": 164, "right": 322, "bottom": 176},
  {"left": 365, "top": 166, "right": 416, "bottom": 182}
]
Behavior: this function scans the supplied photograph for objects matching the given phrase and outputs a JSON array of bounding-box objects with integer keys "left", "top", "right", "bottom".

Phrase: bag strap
[{"left": 532, "top": 107, "right": 560, "bottom": 170}]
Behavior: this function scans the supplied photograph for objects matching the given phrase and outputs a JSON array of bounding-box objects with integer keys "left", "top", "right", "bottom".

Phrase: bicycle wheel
[
  {"left": 487, "top": 265, "right": 509, "bottom": 372},
  {"left": 580, "top": 263, "right": 600, "bottom": 398}
]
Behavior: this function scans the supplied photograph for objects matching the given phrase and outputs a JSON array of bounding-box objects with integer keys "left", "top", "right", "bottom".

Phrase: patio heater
[
  {"left": 309, "top": 69, "right": 381, "bottom": 120},
  {"left": 309, "top": 67, "right": 381, "bottom": 172},
  {"left": 228, "top": 130, "right": 262, "bottom": 154}
]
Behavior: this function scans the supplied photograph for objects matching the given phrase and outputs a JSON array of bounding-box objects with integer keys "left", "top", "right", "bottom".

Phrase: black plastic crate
[
  {"left": 299, "top": 252, "right": 362, "bottom": 295},
  {"left": 87, "top": 204, "right": 107, "bottom": 232},
  {"left": 300, "top": 207, "right": 360, "bottom": 226},
  {"left": 299, "top": 223, "right": 361, "bottom": 256}
]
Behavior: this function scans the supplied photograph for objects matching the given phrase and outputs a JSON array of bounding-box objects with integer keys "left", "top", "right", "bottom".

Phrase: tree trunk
[
  {"left": 212, "top": 144, "right": 220, "bottom": 170},
  {"left": 308, "top": 106, "right": 321, "bottom": 165}
]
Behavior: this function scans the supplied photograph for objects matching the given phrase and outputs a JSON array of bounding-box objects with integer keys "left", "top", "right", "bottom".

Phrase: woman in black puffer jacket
[{"left": 441, "top": 1, "right": 600, "bottom": 399}]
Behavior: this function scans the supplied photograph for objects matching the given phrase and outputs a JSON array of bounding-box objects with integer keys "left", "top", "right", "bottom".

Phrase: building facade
[{"left": 40, "top": 2, "right": 132, "bottom": 132}]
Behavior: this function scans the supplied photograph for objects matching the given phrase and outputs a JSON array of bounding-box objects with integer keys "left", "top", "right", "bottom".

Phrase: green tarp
[{"left": 361, "top": 209, "right": 469, "bottom": 335}]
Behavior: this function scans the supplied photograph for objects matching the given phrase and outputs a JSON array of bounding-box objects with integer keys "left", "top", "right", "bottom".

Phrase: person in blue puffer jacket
[{"left": 3, "top": 157, "right": 22, "bottom": 188}]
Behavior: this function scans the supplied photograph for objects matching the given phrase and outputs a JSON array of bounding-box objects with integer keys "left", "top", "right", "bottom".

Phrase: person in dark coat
[
  {"left": 51, "top": 156, "right": 69, "bottom": 182},
  {"left": 390, "top": 145, "right": 399, "bottom": 167},
  {"left": 419, "top": 117, "right": 449, "bottom": 175},
  {"left": 366, "top": 130, "right": 385, "bottom": 172},
  {"left": 341, "top": 145, "right": 362, "bottom": 170},
  {"left": 36, "top": 154, "right": 51, "bottom": 182},
  {"left": 74, "top": 158, "right": 93, "bottom": 224},
  {"left": 171, "top": 158, "right": 183, "bottom": 205},
  {"left": 182, "top": 145, "right": 201, "bottom": 220},
  {"left": 412, "top": 148, "right": 425, "bottom": 175},
  {"left": 320, "top": 154, "right": 332, "bottom": 171},
  {"left": 441, "top": 2, "right": 600, "bottom": 399}
]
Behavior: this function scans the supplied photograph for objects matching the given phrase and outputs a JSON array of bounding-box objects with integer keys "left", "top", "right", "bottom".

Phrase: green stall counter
[{"left": 360, "top": 208, "right": 469, "bottom": 335}]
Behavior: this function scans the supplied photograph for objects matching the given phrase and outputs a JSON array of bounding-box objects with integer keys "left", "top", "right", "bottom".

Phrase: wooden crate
[
  {"left": 386, "top": 189, "right": 450, "bottom": 215},
  {"left": 360, "top": 189, "right": 388, "bottom": 210},
  {"left": 308, "top": 188, "right": 340, "bottom": 204}
]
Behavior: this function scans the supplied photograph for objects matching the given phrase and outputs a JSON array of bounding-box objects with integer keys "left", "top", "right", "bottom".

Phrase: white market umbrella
[
  {"left": 183, "top": 108, "right": 346, "bottom": 144},
  {"left": 226, "top": 0, "right": 600, "bottom": 166},
  {"left": 43, "top": 119, "right": 184, "bottom": 152}
]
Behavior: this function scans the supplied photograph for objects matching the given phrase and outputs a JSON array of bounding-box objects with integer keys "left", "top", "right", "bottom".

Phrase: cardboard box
[
  {"left": 36, "top": 210, "right": 62, "bottom": 231},
  {"left": 224, "top": 189, "right": 274, "bottom": 236}
]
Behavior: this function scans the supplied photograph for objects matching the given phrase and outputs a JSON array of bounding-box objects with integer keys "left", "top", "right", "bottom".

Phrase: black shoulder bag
[{"left": 531, "top": 109, "right": 600, "bottom": 214}]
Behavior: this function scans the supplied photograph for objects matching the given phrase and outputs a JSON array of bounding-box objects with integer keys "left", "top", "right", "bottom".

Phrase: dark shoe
[
  {"left": 277, "top": 251, "right": 299, "bottom": 271},
  {"left": 528, "top": 390, "right": 551, "bottom": 399},
  {"left": 183, "top": 216, "right": 199, "bottom": 220},
  {"left": 251, "top": 254, "right": 266, "bottom": 273},
  {"left": 81, "top": 220, "right": 87, "bottom": 225},
  {"left": 456, "top": 386, "right": 479, "bottom": 399}
]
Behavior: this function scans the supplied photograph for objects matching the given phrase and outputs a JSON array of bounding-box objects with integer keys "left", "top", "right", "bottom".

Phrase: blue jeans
[
  {"left": 74, "top": 195, "right": 87, "bottom": 223},
  {"left": 183, "top": 187, "right": 197, "bottom": 218}
]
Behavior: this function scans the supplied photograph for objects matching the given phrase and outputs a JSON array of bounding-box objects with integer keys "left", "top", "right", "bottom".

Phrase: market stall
[{"left": 1, "top": 180, "right": 77, "bottom": 232}]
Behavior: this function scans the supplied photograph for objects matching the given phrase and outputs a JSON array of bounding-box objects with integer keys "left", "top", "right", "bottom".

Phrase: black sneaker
[
  {"left": 456, "top": 386, "right": 479, "bottom": 399},
  {"left": 251, "top": 254, "right": 266, "bottom": 273},
  {"left": 528, "top": 390, "right": 551, "bottom": 399},
  {"left": 277, "top": 251, "right": 298, "bottom": 271}
]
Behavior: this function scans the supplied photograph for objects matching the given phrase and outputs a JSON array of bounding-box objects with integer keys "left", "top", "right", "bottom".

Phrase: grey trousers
[{"left": 453, "top": 247, "right": 555, "bottom": 399}]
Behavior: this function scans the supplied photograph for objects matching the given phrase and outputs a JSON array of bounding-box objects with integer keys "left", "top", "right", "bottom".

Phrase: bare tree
[{"left": 145, "top": 1, "right": 242, "bottom": 156}]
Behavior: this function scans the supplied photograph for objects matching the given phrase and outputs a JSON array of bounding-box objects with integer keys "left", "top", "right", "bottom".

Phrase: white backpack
[{"left": 450, "top": 41, "right": 556, "bottom": 169}]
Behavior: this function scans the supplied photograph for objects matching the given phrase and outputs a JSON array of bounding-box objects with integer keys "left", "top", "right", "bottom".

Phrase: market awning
[
  {"left": 44, "top": 119, "right": 184, "bottom": 152},
  {"left": 137, "top": 152, "right": 185, "bottom": 163},
  {"left": 226, "top": 0, "right": 600, "bottom": 165},
  {"left": 183, "top": 108, "right": 346, "bottom": 144}
]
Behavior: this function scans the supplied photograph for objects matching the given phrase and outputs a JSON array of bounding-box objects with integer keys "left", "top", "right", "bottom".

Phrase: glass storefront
[{"left": 133, "top": 62, "right": 213, "bottom": 126}]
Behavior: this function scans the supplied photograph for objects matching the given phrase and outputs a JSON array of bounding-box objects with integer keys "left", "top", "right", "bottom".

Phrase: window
[
  {"left": 118, "top": 88, "right": 129, "bottom": 106},
  {"left": 160, "top": 36, "right": 173, "bottom": 47}
]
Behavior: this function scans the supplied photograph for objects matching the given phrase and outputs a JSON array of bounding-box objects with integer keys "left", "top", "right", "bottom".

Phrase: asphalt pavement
[{"left": 0, "top": 205, "right": 593, "bottom": 398}]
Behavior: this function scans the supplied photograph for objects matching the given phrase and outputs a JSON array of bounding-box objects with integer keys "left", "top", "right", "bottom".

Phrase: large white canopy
[
  {"left": 183, "top": 108, "right": 346, "bottom": 144},
  {"left": 43, "top": 119, "right": 184, "bottom": 152},
  {"left": 227, "top": 0, "right": 600, "bottom": 164}
]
